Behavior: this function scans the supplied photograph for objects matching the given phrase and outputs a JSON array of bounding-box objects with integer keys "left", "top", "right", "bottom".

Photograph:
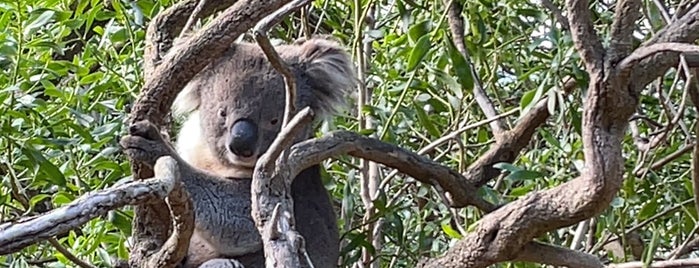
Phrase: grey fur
[{"left": 124, "top": 37, "right": 356, "bottom": 268}]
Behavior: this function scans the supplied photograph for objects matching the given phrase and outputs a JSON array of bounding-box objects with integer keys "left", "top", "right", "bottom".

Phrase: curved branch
[
  {"left": 288, "top": 131, "right": 496, "bottom": 212},
  {"left": 632, "top": 4, "right": 699, "bottom": 91}
]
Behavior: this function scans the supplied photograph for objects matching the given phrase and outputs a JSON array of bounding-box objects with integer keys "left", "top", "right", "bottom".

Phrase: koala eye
[
  {"left": 270, "top": 118, "right": 279, "bottom": 125},
  {"left": 218, "top": 108, "right": 227, "bottom": 117}
]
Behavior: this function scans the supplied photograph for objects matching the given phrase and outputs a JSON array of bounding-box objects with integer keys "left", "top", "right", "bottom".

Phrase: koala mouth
[{"left": 226, "top": 153, "right": 258, "bottom": 169}]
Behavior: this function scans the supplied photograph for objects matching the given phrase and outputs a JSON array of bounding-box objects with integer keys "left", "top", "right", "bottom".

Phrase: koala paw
[{"left": 120, "top": 120, "right": 175, "bottom": 167}]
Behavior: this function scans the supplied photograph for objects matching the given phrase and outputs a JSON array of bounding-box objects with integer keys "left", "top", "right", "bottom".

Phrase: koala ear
[
  {"left": 172, "top": 79, "right": 202, "bottom": 116},
  {"left": 292, "top": 38, "right": 357, "bottom": 117}
]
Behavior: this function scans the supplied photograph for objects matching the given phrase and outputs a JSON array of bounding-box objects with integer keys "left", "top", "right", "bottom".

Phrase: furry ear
[
  {"left": 291, "top": 38, "right": 357, "bottom": 118},
  {"left": 172, "top": 79, "right": 202, "bottom": 117}
]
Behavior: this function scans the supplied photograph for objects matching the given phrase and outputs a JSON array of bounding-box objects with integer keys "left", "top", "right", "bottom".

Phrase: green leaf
[
  {"left": 441, "top": 223, "right": 463, "bottom": 239},
  {"left": 493, "top": 162, "right": 521, "bottom": 173},
  {"left": 407, "top": 20, "right": 431, "bottom": 44},
  {"left": 407, "top": 35, "right": 430, "bottom": 71},
  {"left": 23, "top": 9, "right": 55, "bottom": 37},
  {"left": 520, "top": 88, "right": 536, "bottom": 111},
  {"left": 444, "top": 34, "right": 473, "bottom": 91},
  {"left": 506, "top": 170, "right": 545, "bottom": 181},
  {"left": 21, "top": 146, "right": 66, "bottom": 186},
  {"left": 413, "top": 102, "right": 440, "bottom": 137}
]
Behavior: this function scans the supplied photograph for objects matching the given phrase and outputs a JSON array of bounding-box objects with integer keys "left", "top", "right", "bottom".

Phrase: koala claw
[{"left": 120, "top": 120, "right": 174, "bottom": 167}]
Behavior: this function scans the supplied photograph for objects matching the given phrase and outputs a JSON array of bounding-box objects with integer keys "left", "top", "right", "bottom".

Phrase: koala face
[{"left": 173, "top": 38, "right": 356, "bottom": 176}]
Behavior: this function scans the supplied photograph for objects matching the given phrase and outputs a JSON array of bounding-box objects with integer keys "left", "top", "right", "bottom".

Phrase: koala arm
[{"left": 120, "top": 121, "right": 262, "bottom": 258}]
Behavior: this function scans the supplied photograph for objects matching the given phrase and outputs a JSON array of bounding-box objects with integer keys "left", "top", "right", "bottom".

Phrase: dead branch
[
  {"left": 0, "top": 156, "right": 179, "bottom": 255},
  {"left": 444, "top": 0, "right": 506, "bottom": 135},
  {"left": 252, "top": 107, "right": 315, "bottom": 267}
]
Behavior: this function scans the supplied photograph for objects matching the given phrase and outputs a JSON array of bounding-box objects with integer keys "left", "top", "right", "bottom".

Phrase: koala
[{"left": 120, "top": 37, "right": 356, "bottom": 268}]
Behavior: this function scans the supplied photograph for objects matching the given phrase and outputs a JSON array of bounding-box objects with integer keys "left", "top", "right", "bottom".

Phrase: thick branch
[
  {"left": 514, "top": 241, "right": 603, "bottom": 268},
  {"left": 288, "top": 131, "right": 495, "bottom": 212},
  {"left": 632, "top": 4, "right": 699, "bottom": 91},
  {"left": 0, "top": 157, "right": 179, "bottom": 255},
  {"left": 252, "top": 108, "right": 315, "bottom": 267},
  {"left": 464, "top": 99, "right": 551, "bottom": 187},
  {"left": 619, "top": 43, "right": 699, "bottom": 75},
  {"left": 607, "top": 0, "right": 642, "bottom": 64},
  {"left": 144, "top": 0, "right": 238, "bottom": 78},
  {"left": 566, "top": 0, "right": 605, "bottom": 72}
]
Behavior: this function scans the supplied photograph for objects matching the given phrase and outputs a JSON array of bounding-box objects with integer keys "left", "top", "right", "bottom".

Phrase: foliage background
[{"left": 0, "top": 0, "right": 695, "bottom": 267}]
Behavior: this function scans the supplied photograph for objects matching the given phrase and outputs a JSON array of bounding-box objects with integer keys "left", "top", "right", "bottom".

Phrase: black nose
[{"left": 228, "top": 119, "right": 258, "bottom": 157}]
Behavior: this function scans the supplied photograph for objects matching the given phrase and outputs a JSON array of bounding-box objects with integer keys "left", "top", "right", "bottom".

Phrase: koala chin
[{"left": 171, "top": 37, "right": 356, "bottom": 268}]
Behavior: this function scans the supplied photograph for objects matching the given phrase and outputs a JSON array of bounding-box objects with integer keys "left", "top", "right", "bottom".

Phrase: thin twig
[
  {"left": 48, "top": 238, "right": 97, "bottom": 268},
  {"left": 258, "top": 107, "right": 314, "bottom": 173},
  {"left": 444, "top": 0, "right": 506, "bottom": 135},
  {"left": 179, "top": 0, "right": 207, "bottom": 38},
  {"left": 540, "top": 0, "right": 570, "bottom": 30}
]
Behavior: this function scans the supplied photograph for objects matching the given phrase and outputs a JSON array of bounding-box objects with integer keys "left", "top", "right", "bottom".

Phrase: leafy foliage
[{"left": 1, "top": 0, "right": 697, "bottom": 267}]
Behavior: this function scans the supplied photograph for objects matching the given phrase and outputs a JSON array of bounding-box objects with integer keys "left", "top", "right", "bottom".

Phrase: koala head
[{"left": 173, "top": 37, "right": 356, "bottom": 176}]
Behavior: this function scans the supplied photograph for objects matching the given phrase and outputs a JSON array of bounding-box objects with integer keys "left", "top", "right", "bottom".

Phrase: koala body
[{"left": 171, "top": 38, "right": 355, "bottom": 267}]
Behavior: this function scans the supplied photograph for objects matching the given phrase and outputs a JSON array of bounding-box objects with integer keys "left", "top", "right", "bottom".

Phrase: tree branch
[
  {"left": 631, "top": 4, "right": 699, "bottom": 91},
  {"left": 540, "top": 0, "right": 570, "bottom": 30},
  {"left": 143, "top": 0, "right": 238, "bottom": 79},
  {"left": 253, "top": 0, "right": 313, "bottom": 127},
  {"left": 288, "top": 131, "right": 496, "bottom": 212},
  {"left": 609, "top": 258, "right": 699, "bottom": 268},
  {"left": 252, "top": 108, "right": 315, "bottom": 267},
  {"left": 0, "top": 157, "right": 179, "bottom": 255},
  {"left": 565, "top": 0, "right": 605, "bottom": 72},
  {"left": 514, "top": 241, "right": 603, "bottom": 268},
  {"left": 607, "top": 0, "right": 642, "bottom": 65},
  {"left": 444, "top": 0, "right": 506, "bottom": 135}
]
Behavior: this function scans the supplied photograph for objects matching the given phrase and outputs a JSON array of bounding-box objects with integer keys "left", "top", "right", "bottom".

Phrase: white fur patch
[{"left": 176, "top": 111, "right": 253, "bottom": 178}]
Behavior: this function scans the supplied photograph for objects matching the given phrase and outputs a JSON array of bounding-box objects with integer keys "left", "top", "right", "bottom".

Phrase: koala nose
[{"left": 228, "top": 119, "right": 258, "bottom": 158}]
